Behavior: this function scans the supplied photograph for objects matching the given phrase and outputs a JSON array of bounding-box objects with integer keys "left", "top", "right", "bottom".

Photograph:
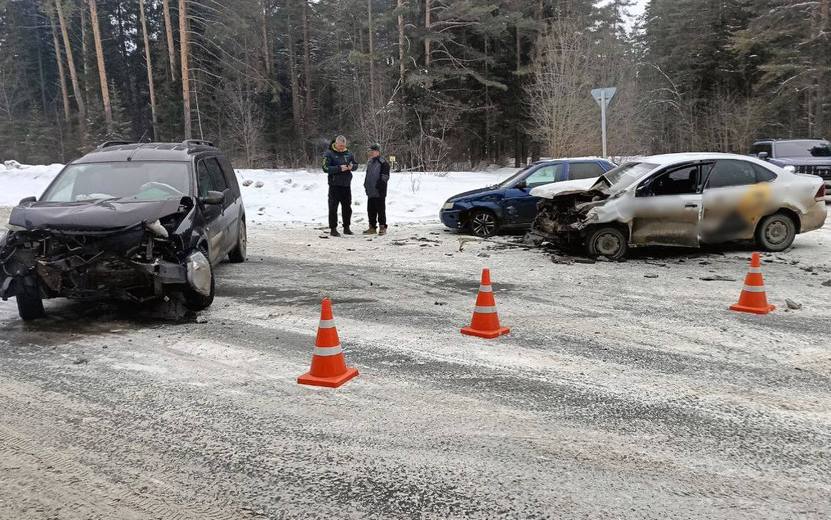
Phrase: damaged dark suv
[{"left": 0, "top": 140, "right": 247, "bottom": 320}]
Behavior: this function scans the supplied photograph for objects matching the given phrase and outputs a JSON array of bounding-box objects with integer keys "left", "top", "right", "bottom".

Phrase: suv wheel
[
  {"left": 228, "top": 218, "right": 247, "bottom": 263},
  {"left": 17, "top": 277, "right": 45, "bottom": 321},
  {"left": 469, "top": 209, "right": 498, "bottom": 238},
  {"left": 756, "top": 212, "right": 796, "bottom": 252},
  {"left": 586, "top": 226, "right": 628, "bottom": 260}
]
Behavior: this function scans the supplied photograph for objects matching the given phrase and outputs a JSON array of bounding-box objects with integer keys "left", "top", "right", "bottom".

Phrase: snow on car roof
[{"left": 638, "top": 152, "right": 762, "bottom": 166}]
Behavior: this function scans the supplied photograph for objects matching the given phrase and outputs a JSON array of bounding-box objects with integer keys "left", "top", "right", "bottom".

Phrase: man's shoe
[
  {"left": 343, "top": 228, "right": 354, "bottom": 235},
  {"left": 330, "top": 229, "right": 341, "bottom": 237},
  {"left": 378, "top": 225, "right": 388, "bottom": 236},
  {"left": 363, "top": 227, "right": 377, "bottom": 235}
]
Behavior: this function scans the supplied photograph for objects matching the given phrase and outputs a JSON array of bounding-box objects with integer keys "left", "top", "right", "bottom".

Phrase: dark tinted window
[
  {"left": 752, "top": 164, "right": 777, "bottom": 182},
  {"left": 775, "top": 140, "right": 831, "bottom": 158},
  {"left": 206, "top": 159, "right": 228, "bottom": 190},
  {"left": 646, "top": 165, "right": 699, "bottom": 196},
  {"left": 706, "top": 160, "right": 757, "bottom": 189},
  {"left": 218, "top": 156, "right": 238, "bottom": 192},
  {"left": 750, "top": 142, "right": 772, "bottom": 156},
  {"left": 569, "top": 162, "right": 605, "bottom": 180},
  {"left": 197, "top": 158, "right": 227, "bottom": 196}
]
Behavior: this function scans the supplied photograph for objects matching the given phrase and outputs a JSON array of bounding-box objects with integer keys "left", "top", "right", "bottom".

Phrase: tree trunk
[
  {"left": 179, "top": 0, "right": 191, "bottom": 139},
  {"left": 261, "top": 0, "right": 271, "bottom": 74},
  {"left": 113, "top": 2, "right": 137, "bottom": 119},
  {"left": 368, "top": 0, "right": 376, "bottom": 107},
  {"left": 55, "top": 0, "right": 85, "bottom": 122},
  {"left": 424, "top": 0, "right": 431, "bottom": 66},
  {"left": 398, "top": 0, "right": 405, "bottom": 83},
  {"left": 516, "top": 26, "right": 521, "bottom": 73},
  {"left": 81, "top": 5, "right": 89, "bottom": 100},
  {"left": 286, "top": 10, "right": 304, "bottom": 145},
  {"left": 163, "top": 0, "right": 177, "bottom": 81},
  {"left": 139, "top": 0, "right": 158, "bottom": 140},
  {"left": 817, "top": 0, "right": 829, "bottom": 136},
  {"left": 48, "top": 13, "right": 71, "bottom": 122},
  {"left": 33, "top": 9, "right": 47, "bottom": 112},
  {"left": 302, "top": 0, "right": 313, "bottom": 127},
  {"left": 88, "top": 0, "right": 113, "bottom": 130}
]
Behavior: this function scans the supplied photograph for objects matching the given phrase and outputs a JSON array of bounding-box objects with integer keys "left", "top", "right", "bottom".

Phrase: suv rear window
[{"left": 569, "top": 162, "right": 605, "bottom": 180}]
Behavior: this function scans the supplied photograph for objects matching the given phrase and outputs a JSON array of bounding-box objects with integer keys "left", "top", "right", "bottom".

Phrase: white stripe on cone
[
  {"left": 479, "top": 285, "right": 493, "bottom": 293},
  {"left": 313, "top": 345, "right": 343, "bottom": 356},
  {"left": 318, "top": 319, "right": 336, "bottom": 329},
  {"left": 474, "top": 306, "right": 498, "bottom": 314},
  {"left": 748, "top": 267, "right": 762, "bottom": 274},
  {"left": 742, "top": 285, "right": 766, "bottom": 293}
]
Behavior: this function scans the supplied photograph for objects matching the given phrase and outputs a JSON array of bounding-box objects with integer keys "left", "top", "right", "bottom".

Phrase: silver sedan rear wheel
[{"left": 756, "top": 213, "right": 796, "bottom": 252}]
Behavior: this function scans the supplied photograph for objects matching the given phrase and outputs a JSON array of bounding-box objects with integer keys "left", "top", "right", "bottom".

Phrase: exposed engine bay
[{"left": 0, "top": 197, "right": 211, "bottom": 305}]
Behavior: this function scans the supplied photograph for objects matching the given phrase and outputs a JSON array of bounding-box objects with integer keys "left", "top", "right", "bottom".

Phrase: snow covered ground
[{"left": 0, "top": 162, "right": 519, "bottom": 226}]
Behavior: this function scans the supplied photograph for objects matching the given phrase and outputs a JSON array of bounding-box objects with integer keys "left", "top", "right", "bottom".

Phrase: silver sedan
[{"left": 531, "top": 153, "right": 828, "bottom": 259}]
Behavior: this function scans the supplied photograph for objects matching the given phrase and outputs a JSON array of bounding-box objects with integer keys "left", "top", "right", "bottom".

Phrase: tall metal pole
[{"left": 601, "top": 89, "right": 608, "bottom": 158}]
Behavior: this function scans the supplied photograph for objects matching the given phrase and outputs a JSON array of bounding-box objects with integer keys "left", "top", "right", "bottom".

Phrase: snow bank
[
  {"left": 0, "top": 163, "right": 518, "bottom": 225},
  {"left": 238, "top": 168, "right": 517, "bottom": 225},
  {"left": 0, "top": 164, "right": 65, "bottom": 206}
]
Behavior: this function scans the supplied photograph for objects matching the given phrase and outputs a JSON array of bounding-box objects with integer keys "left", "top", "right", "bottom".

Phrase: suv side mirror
[
  {"left": 200, "top": 190, "right": 224, "bottom": 205},
  {"left": 18, "top": 196, "right": 36, "bottom": 205},
  {"left": 515, "top": 180, "right": 528, "bottom": 190},
  {"left": 757, "top": 152, "right": 769, "bottom": 160}
]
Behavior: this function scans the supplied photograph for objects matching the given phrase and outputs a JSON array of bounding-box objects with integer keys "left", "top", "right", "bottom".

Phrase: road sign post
[{"left": 591, "top": 87, "right": 617, "bottom": 158}]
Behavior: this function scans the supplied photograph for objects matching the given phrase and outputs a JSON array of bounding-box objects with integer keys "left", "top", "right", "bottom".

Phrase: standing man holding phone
[{"left": 323, "top": 135, "right": 359, "bottom": 236}]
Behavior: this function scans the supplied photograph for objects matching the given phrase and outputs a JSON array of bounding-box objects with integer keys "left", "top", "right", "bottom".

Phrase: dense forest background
[{"left": 0, "top": 0, "right": 828, "bottom": 168}]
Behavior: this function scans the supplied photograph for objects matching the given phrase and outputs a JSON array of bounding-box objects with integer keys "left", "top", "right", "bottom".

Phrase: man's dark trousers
[
  {"left": 367, "top": 197, "right": 386, "bottom": 228},
  {"left": 329, "top": 186, "right": 352, "bottom": 231}
]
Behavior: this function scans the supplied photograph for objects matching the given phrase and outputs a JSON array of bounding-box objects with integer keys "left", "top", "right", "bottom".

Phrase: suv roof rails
[
  {"left": 182, "top": 139, "right": 215, "bottom": 148},
  {"left": 97, "top": 140, "right": 136, "bottom": 150}
]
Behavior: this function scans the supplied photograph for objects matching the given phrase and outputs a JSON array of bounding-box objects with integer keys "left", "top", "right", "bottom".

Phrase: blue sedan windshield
[{"left": 498, "top": 166, "right": 534, "bottom": 188}]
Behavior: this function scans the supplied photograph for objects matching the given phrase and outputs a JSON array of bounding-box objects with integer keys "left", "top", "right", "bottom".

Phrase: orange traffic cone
[
  {"left": 461, "top": 268, "right": 510, "bottom": 339},
  {"left": 729, "top": 252, "right": 775, "bottom": 315},
  {"left": 297, "top": 298, "right": 359, "bottom": 388}
]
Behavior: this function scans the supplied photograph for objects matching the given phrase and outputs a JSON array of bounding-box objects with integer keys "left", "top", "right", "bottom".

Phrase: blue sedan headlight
[{"left": 442, "top": 201, "right": 456, "bottom": 210}]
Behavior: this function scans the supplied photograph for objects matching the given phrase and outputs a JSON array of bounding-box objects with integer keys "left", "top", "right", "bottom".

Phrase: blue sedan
[{"left": 440, "top": 159, "right": 615, "bottom": 237}]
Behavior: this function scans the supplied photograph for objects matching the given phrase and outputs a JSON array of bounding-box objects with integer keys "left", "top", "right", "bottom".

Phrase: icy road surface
[{"left": 0, "top": 217, "right": 830, "bottom": 519}]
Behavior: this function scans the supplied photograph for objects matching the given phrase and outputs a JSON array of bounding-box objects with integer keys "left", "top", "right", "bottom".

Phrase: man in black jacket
[
  {"left": 363, "top": 143, "right": 391, "bottom": 235},
  {"left": 323, "top": 135, "right": 359, "bottom": 236}
]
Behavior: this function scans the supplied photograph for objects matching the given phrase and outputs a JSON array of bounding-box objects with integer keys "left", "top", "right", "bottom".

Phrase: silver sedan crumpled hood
[{"left": 529, "top": 178, "right": 604, "bottom": 199}]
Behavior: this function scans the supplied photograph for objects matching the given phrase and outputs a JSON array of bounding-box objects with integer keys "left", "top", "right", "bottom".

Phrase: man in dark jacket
[
  {"left": 362, "top": 143, "right": 391, "bottom": 235},
  {"left": 323, "top": 135, "right": 359, "bottom": 236}
]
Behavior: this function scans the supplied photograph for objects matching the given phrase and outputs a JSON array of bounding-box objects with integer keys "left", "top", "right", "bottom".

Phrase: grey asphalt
[{"left": 1, "top": 222, "right": 830, "bottom": 519}]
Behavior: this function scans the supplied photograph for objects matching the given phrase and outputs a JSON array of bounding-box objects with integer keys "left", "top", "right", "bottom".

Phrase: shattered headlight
[
  {"left": 442, "top": 202, "right": 456, "bottom": 210},
  {"left": 5, "top": 224, "right": 27, "bottom": 232},
  {"left": 186, "top": 251, "right": 212, "bottom": 296}
]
